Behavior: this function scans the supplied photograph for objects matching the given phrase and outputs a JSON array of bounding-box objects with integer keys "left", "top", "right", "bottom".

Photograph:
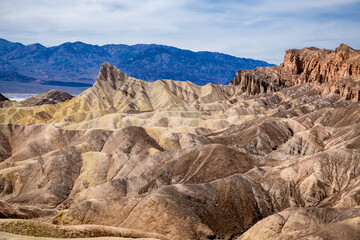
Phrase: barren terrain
[{"left": 0, "top": 44, "right": 360, "bottom": 239}]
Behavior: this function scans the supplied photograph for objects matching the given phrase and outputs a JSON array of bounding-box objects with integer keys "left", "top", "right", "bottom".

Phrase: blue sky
[{"left": 0, "top": 0, "right": 359, "bottom": 64}]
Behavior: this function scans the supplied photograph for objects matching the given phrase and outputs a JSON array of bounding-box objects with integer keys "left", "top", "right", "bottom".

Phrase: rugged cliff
[{"left": 231, "top": 44, "right": 360, "bottom": 101}]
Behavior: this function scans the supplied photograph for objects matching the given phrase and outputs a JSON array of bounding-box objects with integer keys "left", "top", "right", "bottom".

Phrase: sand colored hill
[
  {"left": 20, "top": 90, "right": 73, "bottom": 107},
  {"left": 0, "top": 44, "right": 360, "bottom": 239},
  {"left": 0, "top": 62, "right": 235, "bottom": 129}
]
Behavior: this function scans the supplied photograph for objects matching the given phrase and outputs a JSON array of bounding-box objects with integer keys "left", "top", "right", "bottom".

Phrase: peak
[
  {"left": 96, "top": 62, "right": 130, "bottom": 91},
  {"left": 59, "top": 41, "right": 87, "bottom": 48},
  {"left": 27, "top": 43, "right": 46, "bottom": 50},
  {"left": 99, "top": 62, "right": 126, "bottom": 75},
  {"left": 286, "top": 46, "right": 320, "bottom": 55},
  {"left": 337, "top": 43, "right": 354, "bottom": 50},
  {"left": 305, "top": 46, "right": 320, "bottom": 51},
  {"left": 335, "top": 43, "right": 357, "bottom": 54},
  {"left": 100, "top": 62, "right": 113, "bottom": 69},
  {"left": 44, "top": 89, "right": 72, "bottom": 95}
]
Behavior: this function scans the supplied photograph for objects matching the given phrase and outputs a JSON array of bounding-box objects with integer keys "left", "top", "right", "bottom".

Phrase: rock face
[
  {"left": 0, "top": 45, "right": 360, "bottom": 240},
  {"left": 230, "top": 67, "right": 284, "bottom": 95},
  {"left": 230, "top": 44, "right": 360, "bottom": 101},
  {"left": 21, "top": 89, "right": 73, "bottom": 106}
]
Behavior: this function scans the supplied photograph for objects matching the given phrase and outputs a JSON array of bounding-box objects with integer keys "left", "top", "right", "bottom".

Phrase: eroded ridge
[{"left": 0, "top": 45, "right": 360, "bottom": 240}]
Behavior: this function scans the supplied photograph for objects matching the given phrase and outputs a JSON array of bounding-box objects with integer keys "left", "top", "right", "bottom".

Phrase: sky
[{"left": 0, "top": 0, "right": 359, "bottom": 64}]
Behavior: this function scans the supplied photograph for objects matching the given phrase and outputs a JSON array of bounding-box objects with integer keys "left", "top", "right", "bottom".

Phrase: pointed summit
[
  {"left": 98, "top": 62, "right": 128, "bottom": 79},
  {"left": 336, "top": 43, "right": 355, "bottom": 51},
  {"left": 95, "top": 62, "right": 133, "bottom": 92}
]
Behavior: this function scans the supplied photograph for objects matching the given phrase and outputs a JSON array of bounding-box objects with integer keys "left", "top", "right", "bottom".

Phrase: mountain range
[
  {"left": 0, "top": 38, "right": 274, "bottom": 95},
  {"left": 0, "top": 44, "right": 360, "bottom": 239}
]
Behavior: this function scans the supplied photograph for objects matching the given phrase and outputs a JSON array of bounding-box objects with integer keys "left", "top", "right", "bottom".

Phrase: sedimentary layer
[
  {"left": 0, "top": 45, "right": 360, "bottom": 239},
  {"left": 230, "top": 44, "right": 360, "bottom": 101}
]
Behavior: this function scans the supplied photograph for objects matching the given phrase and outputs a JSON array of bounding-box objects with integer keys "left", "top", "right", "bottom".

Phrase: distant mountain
[{"left": 0, "top": 38, "right": 275, "bottom": 94}]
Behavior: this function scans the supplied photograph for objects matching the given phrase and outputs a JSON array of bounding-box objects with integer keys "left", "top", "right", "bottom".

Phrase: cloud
[{"left": 0, "top": 0, "right": 359, "bottom": 64}]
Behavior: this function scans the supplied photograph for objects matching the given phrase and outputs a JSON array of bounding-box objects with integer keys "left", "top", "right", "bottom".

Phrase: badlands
[{"left": 0, "top": 44, "right": 360, "bottom": 239}]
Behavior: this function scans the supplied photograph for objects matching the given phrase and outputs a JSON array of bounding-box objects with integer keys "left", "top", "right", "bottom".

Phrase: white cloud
[{"left": 0, "top": 0, "right": 359, "bottom": 64}]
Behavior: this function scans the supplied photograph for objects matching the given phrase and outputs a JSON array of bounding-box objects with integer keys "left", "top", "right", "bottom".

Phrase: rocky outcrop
[
  {"left": 280, "top": 44, "right": 360, "bottom": 83},
  {"left": 230, "top": 44, "right": 360, "bottom": 101},
  {"left": 230, "top": 67, "right": 283, "bottom": 95},
  {"left": 21, "top": 89, "right": 73, "bottom": 107}
]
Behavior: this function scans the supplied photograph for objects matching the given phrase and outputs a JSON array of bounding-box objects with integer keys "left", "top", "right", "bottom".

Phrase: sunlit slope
[{"left": 0, "top": 63, "right": 238, "bottom": 130}]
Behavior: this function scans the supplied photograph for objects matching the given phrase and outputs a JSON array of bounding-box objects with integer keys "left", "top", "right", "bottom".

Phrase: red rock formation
[
  {"left": 230, "top": 67, "right": 283, "bottom": 95},
  {"left": 230, "top": 44, "right": 360, "bottom": 101}
]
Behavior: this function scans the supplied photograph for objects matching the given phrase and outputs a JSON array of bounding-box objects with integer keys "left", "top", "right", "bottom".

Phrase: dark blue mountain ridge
[{"left": 0, "top": 38, "right": 275, "bottom": 94}]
